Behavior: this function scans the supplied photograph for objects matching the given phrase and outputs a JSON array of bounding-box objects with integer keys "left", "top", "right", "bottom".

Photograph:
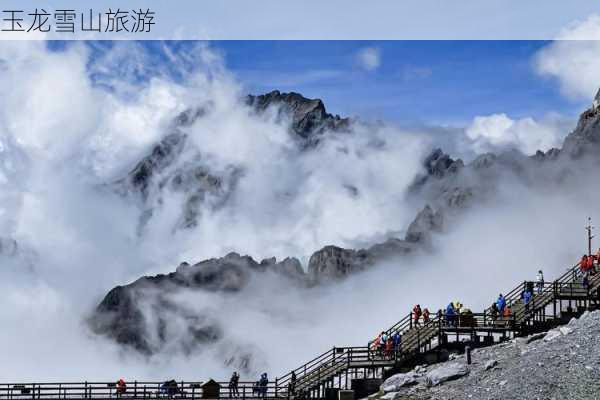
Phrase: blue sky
[
  {"left": 55, "top": 40, "right": 591, "bottom": 128},
  {"left": 213, "top": 41, "right": 587, "bottom": 126}
]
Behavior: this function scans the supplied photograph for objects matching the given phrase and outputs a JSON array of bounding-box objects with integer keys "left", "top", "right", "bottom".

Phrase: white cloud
[
  {"left": 535, "top": 15, "right": 600, "bottom": 100},
  {"left": 465, "top": 113, "right": 572, "bottom": 155},
  {"left": 356, "top": 47, "right": 381, "bottom": 71},
  {"left": 0, "top": 41, "right": 433, "bottom": 380}
]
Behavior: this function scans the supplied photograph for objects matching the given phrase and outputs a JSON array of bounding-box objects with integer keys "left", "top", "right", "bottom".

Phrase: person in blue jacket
[
  {"left": 496, "top": 294, "right": 506, "bottom": 314},
  {"left": 445, "top": 302, "right": 456, "bottom": 326},
  {"left": 523, "top": 290, "right": 532, "bottom": 311},
  {"left": 392, "top": 331, "right": 402, "bottom": 353}
]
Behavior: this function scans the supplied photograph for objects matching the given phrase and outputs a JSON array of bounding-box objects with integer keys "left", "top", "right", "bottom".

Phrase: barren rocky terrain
[{"left": 377, "top": 310, "right": 600, "bottom": 400}]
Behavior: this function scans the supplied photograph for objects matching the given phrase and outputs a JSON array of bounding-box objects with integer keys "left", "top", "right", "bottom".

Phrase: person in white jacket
[{"left": 536, "top": 270, "right": 544, "bottom": 294}]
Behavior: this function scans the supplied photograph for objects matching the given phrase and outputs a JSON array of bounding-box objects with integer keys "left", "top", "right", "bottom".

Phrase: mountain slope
[{"left": 91, "top": 89, "right": 600, "bottom": 367}]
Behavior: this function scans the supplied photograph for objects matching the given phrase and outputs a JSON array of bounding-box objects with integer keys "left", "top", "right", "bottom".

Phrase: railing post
[
  {"left": 134, "top": 381, "right": 137, "bottom": 398},
  {"left": 348, "top": 348, "right": 351, "bottom": 369},
  {"left": 275, "top": 378, "right": 278, "bottom": 397},
  {"left": 417, "top": 327, "right": 421, "bottom": 353}
]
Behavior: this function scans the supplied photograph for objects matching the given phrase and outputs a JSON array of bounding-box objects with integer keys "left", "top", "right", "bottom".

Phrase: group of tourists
[
  {"left": 490, "top": 293, "right": 512, "bottom": 322},
  {"left": 443, "top": 301, "right": 465, "bottom": 326},
  {"left": 114, "top": 378, "right": 181, "bottom": 398},
  {"left": 579, "top": 251, "right": 599, "bottom": 289},
  {"left": 370, "top": 330, "right": 402, "bottom": 359},
  {"left": 229, "top": 371, "right": 298, "bottom": 399},
  {"left": 411, "top": 304, "right": 431, "bottom": 326},
  {"left": 252, "top": 373, "right": 269, "bottom": 398}
]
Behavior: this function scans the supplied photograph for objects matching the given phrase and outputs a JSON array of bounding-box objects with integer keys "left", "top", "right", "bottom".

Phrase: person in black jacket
[{"left": 229, "top": 372, "right": 239, "bottom": 398}]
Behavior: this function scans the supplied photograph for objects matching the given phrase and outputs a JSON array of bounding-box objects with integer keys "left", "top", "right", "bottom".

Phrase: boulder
[
  {"left": 425, "top": 363, "right": 469, "bottom": 386},
  {"left": 484, "top": 359, "right": 498, "bottom": 370},
  {"left": 544, "top": 329, "right": 562, "bottom": 342},
  {"left": 381, "top": 372, "right": 420, "bottom": 392}
]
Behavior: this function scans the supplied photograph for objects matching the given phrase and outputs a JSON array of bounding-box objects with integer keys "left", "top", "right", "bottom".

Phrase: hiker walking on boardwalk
[
  {"left": 445, "top": 302, "right": 456, "bottom": 327},
  {"left": 503, "top": 304, "right": 513, "bottom": 327},
  {"left": 496, "top": 294, "right": 506, "bottom": 314},
  {"left": 259, "top": 373, "right": 269, "bottom": 398},
  {"left": 490, "top": 302, "right": 499, "bottom": 321},
  {"left": 229, "top": 372, "right": 240, "bottom": 398},
  {"left": 523, "top": 289, "right": 532, "bottom": 311},
  {"left": 385, "top": 334, "right": 394, "bottom": 358},
  {"left": 536, "top": 270, "right": 544, "bottom": 294},
  {"left": 116, "top": 378, "right": 126, "bottom": 397},
  {"left": 413, "top": 304, "right": 422, "bottom": 326},
  {"left": 288, "top": 371, "right": 296, "bottom": 397},
  {"left": 392, "top": 331, "right": 401, "bottom": 354},
  {"left": 579, "top": 255, "right": 591, "bottom": 276},
  {"left": 380, "top": 331, "right": 388, "bottom": 355},
  {"left": 370, "top": 332, "right": 385, "bottom": 357},
  {"left": 422, "top": 308, "right": 430, "bottom": 323},
  {"left": 453, "top": 301, "right": 462, "bottom": 314}
]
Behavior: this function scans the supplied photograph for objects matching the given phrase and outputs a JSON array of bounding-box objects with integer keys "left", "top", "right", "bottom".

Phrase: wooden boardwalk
[{"left": 2, "top": 263, "right": 600, "bottom": 400}]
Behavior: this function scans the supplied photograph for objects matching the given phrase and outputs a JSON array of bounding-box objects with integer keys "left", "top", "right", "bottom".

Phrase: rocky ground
[{"left": 377, "top": 310, "right": 600, "bottom": 400}]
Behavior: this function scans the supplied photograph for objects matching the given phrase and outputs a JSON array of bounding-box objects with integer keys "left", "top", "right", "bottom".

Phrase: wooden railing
[{"left": 3, "top": 263, "right": 600, "bottom": 400}]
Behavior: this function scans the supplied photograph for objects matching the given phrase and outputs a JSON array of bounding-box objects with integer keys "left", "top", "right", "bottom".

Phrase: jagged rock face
[
  {"left": 405, "top": 205, "right": 443, "bottom": 245},
  {"left": 246, "top": 90, "right": 350, "bottom": 144},
  {"left": 423, "top": 149, "right": 464, "bottom": 179},
  {"left": 90, "top": 252, "right": 305, "bottom": 356},
  {"left": 115, "top": 91, "right": 352, "bottom": 232},
  {"left": 307, "top": 245, "right": 372, "bottom": 281},
  {"left": 306, "top": 205, "right": 444, "bottom": 282},
  {"left": 562, "top": 99, "right": 600, "bottom": 158}
]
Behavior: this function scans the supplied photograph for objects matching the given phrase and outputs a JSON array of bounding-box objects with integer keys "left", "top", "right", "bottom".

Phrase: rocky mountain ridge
[{"left": 91, "top": 88, "right": 600, "bottom": 364}]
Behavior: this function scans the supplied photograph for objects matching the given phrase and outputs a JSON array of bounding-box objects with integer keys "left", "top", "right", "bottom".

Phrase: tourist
[
  {"left": 288, "top": 371, "right": 296, "bottom": 397},
  {"left": 392, "top": 331, "right": 401, "bottom": 354},
  {"left": 523, "top": 289, "right": 532, "bottom": 311},
  {"left": 496, "top": 294, "right": 506, "bottom": 314},
  {"left": 259, "top": 373, "right": 269, "bottom": 398},
  {"left": 385, "top": 334, "right": 394, "bottom": 359},
  {"left": 413, "top": 304, "right": 422, "bottom": 327},
  {"left": 536, "top": 270, "right": 544, "bottom": 294},
  {"left": 445, "top": 302, "right": 456, "bottom": 327},
  {"left": 229, "top": 372, "right": 240, "bottom": 398},
  {"left": 116, "top": 378, "right": 126, "bottom": 397},
  {"left": 422, "top": 308, "right": 431, "bottom": 324},
  {"left": 490, "top": 302, "right": 499, "bottom": 322}
]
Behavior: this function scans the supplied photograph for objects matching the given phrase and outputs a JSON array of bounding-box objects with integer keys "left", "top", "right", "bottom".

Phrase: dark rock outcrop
[
  {"left": 246, "top": 90, "right": 350, "bottom": 144},
  {"left": 562, "top": 89, "right": 600, "bottom": 158},
  {"left": 307, "top": 245, "right": 372, "bottom": 281},
  {"left": 90, "top": 252, "right": 305, "bottom": 355},
  {"left": 405, "top": 205, "right": 443, "bottom": 246}
]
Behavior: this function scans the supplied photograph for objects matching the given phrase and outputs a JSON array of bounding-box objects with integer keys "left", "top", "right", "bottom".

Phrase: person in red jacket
[
  {"left": 116, "top": 379, "right": 126, "bottom": 397},
  {"left": 413, "top": 304, "right": 422, "bottom": 327},
  {"left": 422, "top": 308, "right": 431, "bottom": 324},
  {"left": 385, "top": 335, "right": 394, "bottom": 359},
  {"left": 579, "top": 255, "right": 589, "bottom": 275}
]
